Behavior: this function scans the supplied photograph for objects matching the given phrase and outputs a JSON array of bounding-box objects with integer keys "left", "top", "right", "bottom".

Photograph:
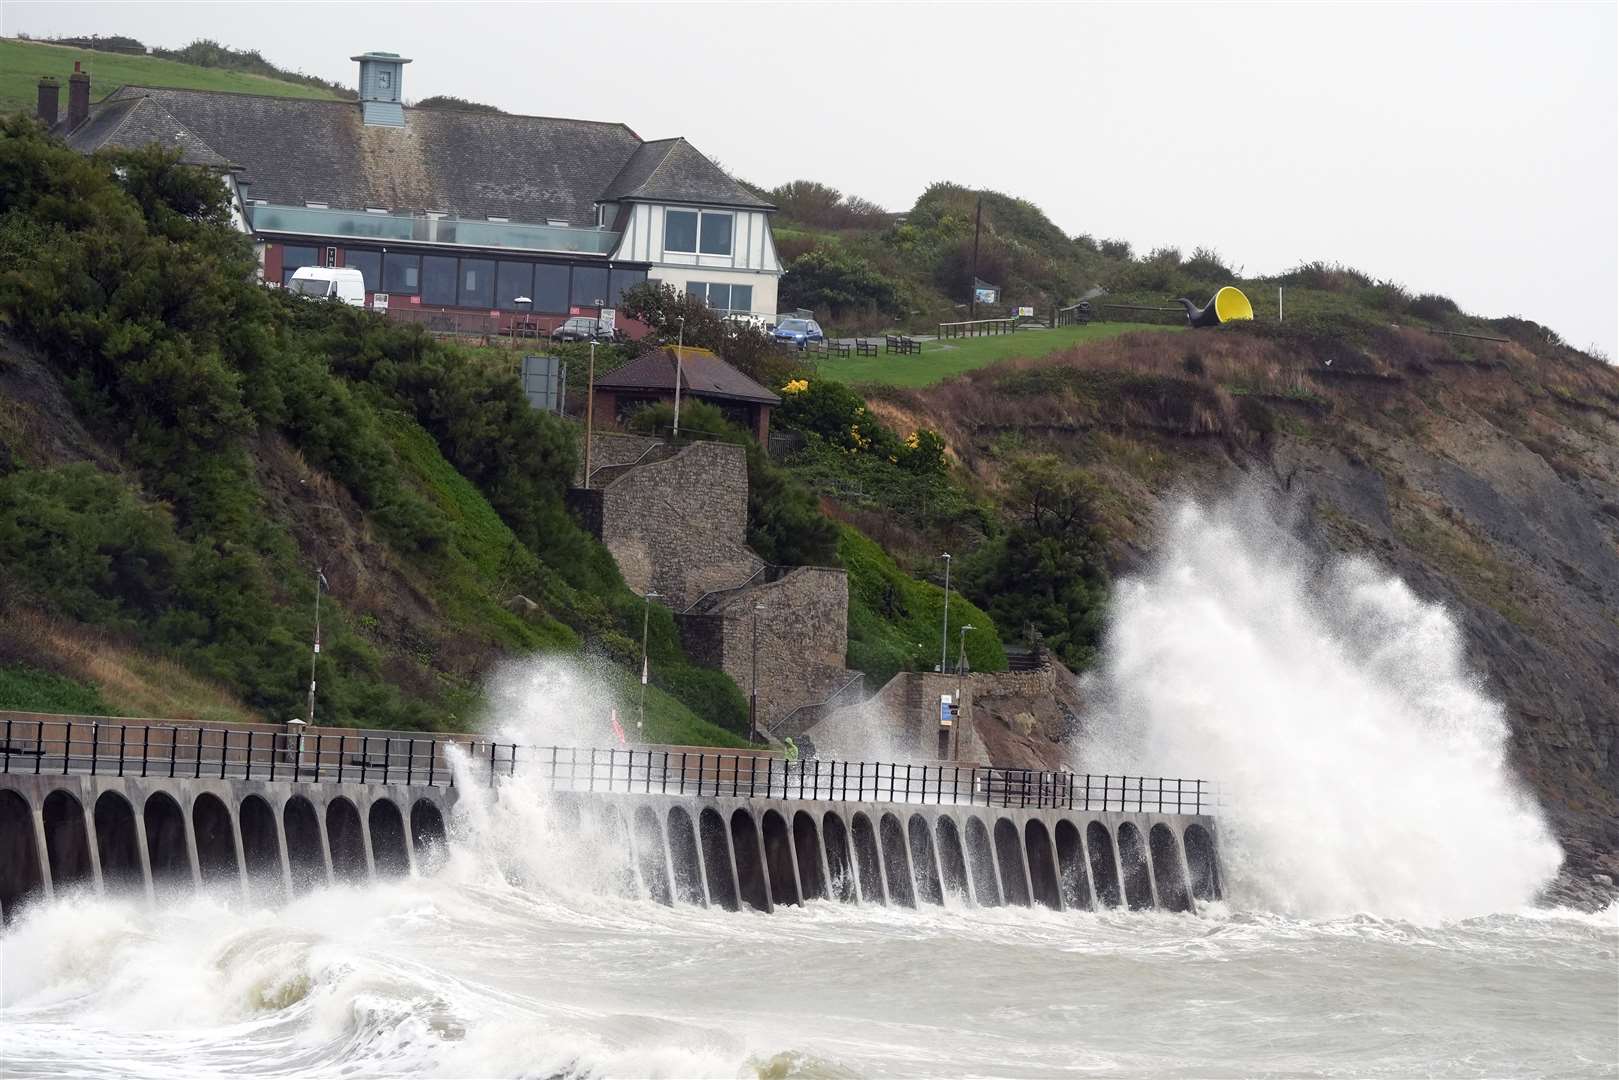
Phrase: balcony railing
[{"left": 249, "top": 204, "right": 621, "bottom": 256}]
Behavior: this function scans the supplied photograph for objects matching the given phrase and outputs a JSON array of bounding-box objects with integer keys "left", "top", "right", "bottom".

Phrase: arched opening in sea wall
[
  {"left": 1184, "top": 824, "right": 1221, "bottom": 901},
  {"left": 239, "top": 794, "right": 282, "bottom": 895},
  {"left": 94, "top": 791, "right": 143, "bottom": 894},
  {"left": 633, "top": 805, "right": 673, "bottom": 905},
  {"left": 822, "top": 812, "right": 856, "bottom": 903},
  {"left": 1149, "top": 823, "right": 1192, "bottom": 913},
  {"left": 965, "top": 816, "right": 1000, "bottom": 907},
  {"left": 410, "top": 799, "right": 447, "bottom": 873},
  {"left": 369, "top": 799, "right": 410, "bottom": 879},
  {"left": 192, "top": 793, "right": 239, "bottom": 888},
  {"left": 908, "top": 814, "right": 944, "bottom": 906},
  {"left": 1024, "top": 819, "right": 1062, "bottom": 910},
  {"left": 934, "top": 816, "right": 970, "bottom": 903},
  {"left": 1117, "top": 822, "right": 1154, "bottom": 911},
  {"left": 1053, "top": 819, "right": 1091, "bottom": 911},
  {"left": 144, "top": 792, "right": 191, "bottom": 892},
  {"left": 285, "top": 795, "right": 326, "bottom": 892},
  {"left": 0, "top": 789, "right": 44, "bottom": 922},
  {"left": 849, "top": 813, "right": 884, "bottom": 904},
  {"left": 1087, "top": 821, "right": 1122, "bottom": 908},
  {"left": 666, "top": 806, "right": 706, "bottom": 906},
  {"left": 729, "top": 809, "right": 770, "bottom": 912},
  {"left": 792, "top": 811, "right": 825, "bottom": 901},
  {"left": 993, "top": 818, "right": 1030, "bottom": 907},
  {"left": 761, "top": 810, "right": 799, "bottom": 907},
  {"left": 699, "top": 808, "right": 739, "bottom": 912},
  {"left": 326, "top": 797, "right": 368, "bottom": 883},
  {"left": 43, "top": 790, "right": 94, "bottom": 893},
  {"left": 879, "top": 813, "right": 915, "bottom": 908}
]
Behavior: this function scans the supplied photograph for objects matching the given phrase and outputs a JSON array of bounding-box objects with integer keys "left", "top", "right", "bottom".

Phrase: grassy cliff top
[{"left": 0, "top": 38, "right": 345, "bottom": 115}]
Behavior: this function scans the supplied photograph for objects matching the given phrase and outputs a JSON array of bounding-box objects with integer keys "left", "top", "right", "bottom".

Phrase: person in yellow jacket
[{"left": 783, "top": 737, "right": 800, "bottom": 762}]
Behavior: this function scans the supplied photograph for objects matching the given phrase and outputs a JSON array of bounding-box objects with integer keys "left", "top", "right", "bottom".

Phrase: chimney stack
[
  {"left": 36, "top": 76, "right": 59, "bottom": 127},
  {"left": 66, "top": 61, "right": 91, "bottom": 131}
]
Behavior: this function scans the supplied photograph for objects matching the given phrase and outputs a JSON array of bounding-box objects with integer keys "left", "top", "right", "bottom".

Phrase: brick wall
[{"left": 574, "top": 431, "right": 662, "bottom": 486}]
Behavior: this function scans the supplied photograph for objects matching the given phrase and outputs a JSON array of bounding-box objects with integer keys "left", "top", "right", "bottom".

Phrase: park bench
[
  {"left": 854, "top": 339, "right": 878, "bottom": 356},
  {"left": 824, "top": 340, "right": 852, "bottom": 358},
  {"left": 885, "top": 335, "right": 922, "bottom": 355}
]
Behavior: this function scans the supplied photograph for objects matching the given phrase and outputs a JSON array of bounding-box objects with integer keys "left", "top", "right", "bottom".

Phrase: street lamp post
[
  {"left": 307, "top": 567, "right": 327, "bottom": 726},
  {"left": 638, "top": 590, "right": 659, "bottom": 732},
  {"left": 672, "top": 317, "right": 685, "bottom": 439},
  {"left": 938, "top": 552, "right": 952, "bottom": 673},
  {"left": 584, "top": 339, "right": 597, "bottom": 489},
  {"left": 954, "top": 624, "right": 974, "bottom": 760},
  {"left": 750, "top": 603, "right": 764, "bottom": 744}
]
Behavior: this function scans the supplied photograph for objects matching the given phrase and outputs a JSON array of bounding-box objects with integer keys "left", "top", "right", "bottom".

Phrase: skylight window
[{"left": 304, "top": 201, "right": 329, "bottom": 209}]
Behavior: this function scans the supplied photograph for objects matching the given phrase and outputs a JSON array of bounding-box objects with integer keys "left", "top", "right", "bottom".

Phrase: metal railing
[
  {"left": 939, "top": 318, "right": 1016, "bottom": 338},
  {"left": 0, "top": 719, "right": 1215, "bottom": 813},
  {"left": 768, "top": 672, "right": 866, "bottom": 741}
]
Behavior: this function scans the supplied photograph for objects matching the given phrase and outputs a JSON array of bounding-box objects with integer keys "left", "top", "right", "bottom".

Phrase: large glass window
[
  {"left": 344, "top": 249, "right": 382, "bottom": 293},
  {"left": 459, "top": 258, "right": 495, "bottom": 308},
  {"left": 664, "top": 210, "right": 698, "bottom": 253},
  {"left": 705, "top": 283, "right": 732, "bottom": 310},
  {"left": 382, "top": 252, "right": 420, "bottom": 295},
  {"left": 730, "top": 283, "right": 753, "bottom": 313},
  {"left": 609, "top": 268, "right": 647, "bottom": 306},
  {"left": 699, "top": 212, "right": 733, "bottom": 256},
  {"left": 533, "top": 264, "right": 570, "bottom": 312},
  {"left": 496, "top": 261, "right": 534, "bottom": 311},
  {"left": 571, "top": 266, "right": 609, "bottom": 308},
  {"left": 280, "top": 244, "right": 319, "bottom": 285},
  {"left": 421, "top": 255, "right": 458, "bottom": 305}
]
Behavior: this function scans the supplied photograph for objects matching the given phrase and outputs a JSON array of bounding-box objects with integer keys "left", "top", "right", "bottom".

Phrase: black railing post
[
  {"left": 732, "top": 755, "right": 739, "bottom": 798},
  {"left": 117, "top": 723, "right": 127, "bottom": 778},
  {"left": 166, "top": 727, "right": 177, "bottom": 778},
  {"left": 142, "top": 725, "right": 150, "bottom": 779},
  {"left": 427, "top": 739, "right": 437, "bottom": 787},
  {"left": 488, "top": 740, "right": 497, "bottom": 787},
  {"left": 221, "top": 729, "right": 229, "bottom": 780},
  {"left": 856, "top": 762, "right": 863, "bottom": 802},
  {"left": 889, "top": 763, "right": 896, "bottom": 803},
  {"left": 192, "top": 727, "right": 202, "bottom": 779},
  {"left": 34, "top": 720, "right": 45, "bottom": 775},
  {"left": 2, "top": 716, "right": 10, "bottom": 776},
  {"left": 360, "top": 735, "right": 370, "bottom": 784},
  {"left": 89, "top": 722, "right": 100, "bottom": 777},
  {"left": 1137, "top": 775, "right": 1144, "bottom": 813},
  {"left": 679, "top": 751, "right": 687, "bottom": 795},
  {"left": 62, "top": 721, "right": 72, "bottom": 775},
  {"left": 511, "top": 743, "right": 518, "bottom": 778}
]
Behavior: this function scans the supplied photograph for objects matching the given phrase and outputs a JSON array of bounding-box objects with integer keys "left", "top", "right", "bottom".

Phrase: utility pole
[
  {"left": 307, "top": 568, "right": 327, "bottom": 726},
  {"left": 969, "top": 195, "right": 982, "bottom": 319},
  {"left": 672, "top": 317, "right": 685, "bottom": 439},
  {"left": 955, "top": 624, "right": 974, "bottom": 760},
  {"left": 638, "top": 590, "right": 659, "bottom": 731},
  {"left": 939, "top": 552, "right": 952, "bottom": 673},
  {"left": 750, "top": 603, "right": 764, "bottom": 744},
  {"left": 584, "top": 339, "right": 596, "bottom": 488}
]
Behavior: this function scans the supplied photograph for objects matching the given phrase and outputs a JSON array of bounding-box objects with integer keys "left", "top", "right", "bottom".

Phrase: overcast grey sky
[{"left": 6, "top": 1, "right": 1615, "bottom": 355}]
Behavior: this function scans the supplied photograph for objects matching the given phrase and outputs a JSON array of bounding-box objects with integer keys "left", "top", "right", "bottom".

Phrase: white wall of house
[{"left": 611, "top": 201, "right": 781, "bottom": 315}]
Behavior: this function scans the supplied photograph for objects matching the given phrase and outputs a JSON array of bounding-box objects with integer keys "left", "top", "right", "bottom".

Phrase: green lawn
[
  {"left": 1, "top": 38, "right": 344, "bottom": 115},
  {"left": 813, "top": 322, "right": 1183, "bottom": 387}
]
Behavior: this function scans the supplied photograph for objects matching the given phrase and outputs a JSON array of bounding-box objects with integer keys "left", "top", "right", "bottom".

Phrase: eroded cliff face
[{"left": 877, "top": 328, "right": 1619, "bottom": 895}]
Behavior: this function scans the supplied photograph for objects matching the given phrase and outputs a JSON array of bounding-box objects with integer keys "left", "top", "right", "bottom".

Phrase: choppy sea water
[
  {"left": 7, "top": 492, "right": 1615, "bottom": 1077},
  {"left": 2, "top": 876, "right": 1614, "bottom": 1079}
]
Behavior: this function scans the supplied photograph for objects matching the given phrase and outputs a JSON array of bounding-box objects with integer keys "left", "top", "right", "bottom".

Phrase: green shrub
[{"left": 0, "top": 665, "right": 115, "bottom": 715}]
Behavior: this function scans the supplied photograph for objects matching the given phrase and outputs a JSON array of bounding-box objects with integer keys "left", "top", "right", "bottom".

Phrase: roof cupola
[{"left": 351, "top": 51, "right": 411, "bottom": 128}]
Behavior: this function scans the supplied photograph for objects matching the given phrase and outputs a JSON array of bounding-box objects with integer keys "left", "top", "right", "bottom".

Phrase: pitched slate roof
[
  {"left": 604, "top": 138, "right": 772, "bottom": 209},
  {"left": 61, "top": 94, "right": 232, "bottom": 169},
  {"left": 69, "top": 86, "right": 766, "bottom": 227},
  {"left": 595, "top": 347, "right": 780, "bottom": 406}
]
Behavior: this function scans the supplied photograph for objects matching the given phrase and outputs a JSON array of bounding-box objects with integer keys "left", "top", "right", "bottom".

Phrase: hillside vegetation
[
  {"left": 1, "top": 37, "right": 345, "bottom": 115},
  {"left": 0, "top": 118, "right": 748, "bottom": 744}
]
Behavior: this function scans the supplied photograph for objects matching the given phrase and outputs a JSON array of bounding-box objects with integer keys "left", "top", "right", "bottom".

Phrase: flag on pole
[{"left": 610, "top": 709, "right": 627, "bottom": 746}]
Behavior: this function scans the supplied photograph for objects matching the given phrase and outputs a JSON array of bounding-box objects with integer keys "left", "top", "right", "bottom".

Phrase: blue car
[{"left": 773, "top": 317, "right": 825, "bottom": 348}]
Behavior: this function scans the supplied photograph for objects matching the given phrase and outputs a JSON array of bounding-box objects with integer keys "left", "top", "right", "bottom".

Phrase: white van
[{"left": 287, "top": 266, "right": 366, "bottom": 307}]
